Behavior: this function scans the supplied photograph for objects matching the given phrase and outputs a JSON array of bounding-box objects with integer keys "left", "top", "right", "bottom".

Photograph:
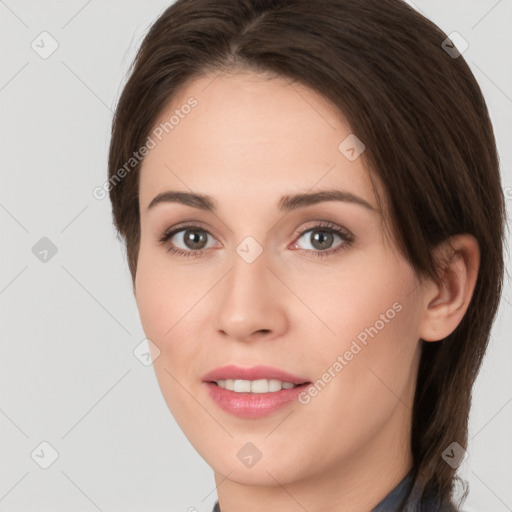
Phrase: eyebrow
[{"left": 147, "top": 189, "right": 377, "bottom": 213}]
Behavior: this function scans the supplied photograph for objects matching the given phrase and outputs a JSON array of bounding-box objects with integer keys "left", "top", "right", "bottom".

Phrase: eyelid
[
  {"left": 292, "top": 220, "right": 353, "bottom": 241},
  {"left": 160, "top": 220, "right": 220, "bottom": 241}
]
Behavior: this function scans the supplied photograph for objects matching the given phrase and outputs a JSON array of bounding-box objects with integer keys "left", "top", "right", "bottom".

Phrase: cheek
[
  {"left": 305, "top": 256, "right": 421, "bottom": 402},
  {"left": 134, "top": 244, "right": 211, "bottom": 385},
  {"left": 297, "top": 251, "right": 417, "bottom": 346},
  {"left": 135, "top": 243, "right": 193, "bottom": 341},
  {"left": 135, "top": 248, "right": 202, "bottom": 419}
]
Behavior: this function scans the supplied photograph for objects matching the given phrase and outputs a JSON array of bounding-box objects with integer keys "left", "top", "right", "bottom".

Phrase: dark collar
[{"left": 212, "top": 470, "right": 458, "bottom": 511}]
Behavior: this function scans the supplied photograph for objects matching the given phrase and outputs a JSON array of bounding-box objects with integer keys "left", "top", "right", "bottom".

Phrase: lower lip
[{"left": 204, "top": 382, "right": 311, "bottom": 418}]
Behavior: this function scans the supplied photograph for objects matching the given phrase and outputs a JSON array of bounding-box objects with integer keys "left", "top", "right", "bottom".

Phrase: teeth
[{"left": 216, "top": 379, "right": 297, "bottom": 393}]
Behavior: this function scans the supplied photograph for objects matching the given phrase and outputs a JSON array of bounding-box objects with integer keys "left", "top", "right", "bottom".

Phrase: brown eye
[
  {"left": 295, "top": 224, "right": 353, "bottom": 255},
  {"left": 158, "top": 225, "right": 217, "bottom": 257},
  {"left": 179, "top": 229, "right": 209, "bottom": 250},
  {"left": 307, "top": 229, "right": 335, "bottom": 251}
]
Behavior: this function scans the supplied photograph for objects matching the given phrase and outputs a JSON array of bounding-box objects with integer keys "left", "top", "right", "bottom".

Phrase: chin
[{"left": 204, "top": 443, "right": 311, "bottom": 487}]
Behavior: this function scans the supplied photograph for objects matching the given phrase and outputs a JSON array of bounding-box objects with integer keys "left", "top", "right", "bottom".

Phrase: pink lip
[
  {"left": 202, "top": 365, "right": 309, "bottom": 384},
  {"left": 202, "top": 365, "right": 311, "bottom": 419}
]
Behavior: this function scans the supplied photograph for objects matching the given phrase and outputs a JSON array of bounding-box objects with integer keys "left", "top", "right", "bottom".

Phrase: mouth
[
  {"left": 202, "top": 365, "right": 312, "bottom": 418},
  {"left": 202, "top": 364, "right": 310, "bottom": 388}
]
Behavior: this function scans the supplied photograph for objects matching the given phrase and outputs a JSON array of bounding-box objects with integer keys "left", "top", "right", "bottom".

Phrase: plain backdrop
[{"left": 0, "top": 1, "right": 511, "bottom": 511}]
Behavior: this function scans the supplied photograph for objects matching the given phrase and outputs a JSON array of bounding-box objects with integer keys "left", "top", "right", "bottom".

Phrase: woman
[{"left": 107, "top": 0, "right": 505, "bottom": 510}]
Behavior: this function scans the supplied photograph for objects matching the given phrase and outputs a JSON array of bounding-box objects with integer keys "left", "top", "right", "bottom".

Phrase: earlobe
[{"left": 419, "top": 234, "right": 480, "bottom": 342}]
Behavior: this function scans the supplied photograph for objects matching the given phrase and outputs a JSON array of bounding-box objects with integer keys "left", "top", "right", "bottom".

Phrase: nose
[{"left": 213, "top": 247, "right": 288, "bottom": 343}]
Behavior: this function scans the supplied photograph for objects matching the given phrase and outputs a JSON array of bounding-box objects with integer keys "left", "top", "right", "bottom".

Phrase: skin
[{"left": 134, "top": 71, "right": 480, "bottom": 512}]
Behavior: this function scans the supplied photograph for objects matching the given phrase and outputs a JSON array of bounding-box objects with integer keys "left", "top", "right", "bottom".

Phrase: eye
[
  {"left": 158, "top": 224, "right": 218, "bottom": 257},
  {"left": 158, "top": 220, "right": 354, "bottom": 259},
  {"left": 292, "top": 221, "right": 354, "bottom": 258}
]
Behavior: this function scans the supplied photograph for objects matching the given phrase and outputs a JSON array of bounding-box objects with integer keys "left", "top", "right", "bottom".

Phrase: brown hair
[{"left": 108, "top": 0, "right": 506, "bottom": 508}]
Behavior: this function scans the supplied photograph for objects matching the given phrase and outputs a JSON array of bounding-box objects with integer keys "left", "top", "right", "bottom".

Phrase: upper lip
[{"left": 202, "top": 365, "right": 310, "bottom": 385}]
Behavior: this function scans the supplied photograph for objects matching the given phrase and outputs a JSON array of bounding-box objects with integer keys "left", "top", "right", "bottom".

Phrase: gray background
[{"left": 0, "top": 1, "right": 511, "bottom": 511}]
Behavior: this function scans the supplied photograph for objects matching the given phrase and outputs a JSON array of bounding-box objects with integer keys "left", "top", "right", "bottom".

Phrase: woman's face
[{"left": 135, "top": 71, "right": 426, "bottom": 486}]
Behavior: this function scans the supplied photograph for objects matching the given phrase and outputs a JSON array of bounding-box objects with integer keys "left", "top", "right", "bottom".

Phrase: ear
[{"left": 418, "top": 234, "right": 480, "bottom": 342}]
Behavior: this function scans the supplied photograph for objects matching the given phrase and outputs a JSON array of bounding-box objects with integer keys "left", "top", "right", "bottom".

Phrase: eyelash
[{"left": 158, "top": 221, "right": 354, "bottom": 259}]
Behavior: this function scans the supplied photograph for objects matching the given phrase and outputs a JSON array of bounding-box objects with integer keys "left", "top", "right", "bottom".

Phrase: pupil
[
  {"left": 186, "top": 230, "right": 206, "bottom": 250},
  {"left": 312, "top": 230, "right": 333, "bottom": 250}
]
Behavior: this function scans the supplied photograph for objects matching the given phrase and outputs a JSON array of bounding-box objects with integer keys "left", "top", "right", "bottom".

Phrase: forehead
[{"left": 139, "top": 71, "right": 382, "bottom": 215}]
